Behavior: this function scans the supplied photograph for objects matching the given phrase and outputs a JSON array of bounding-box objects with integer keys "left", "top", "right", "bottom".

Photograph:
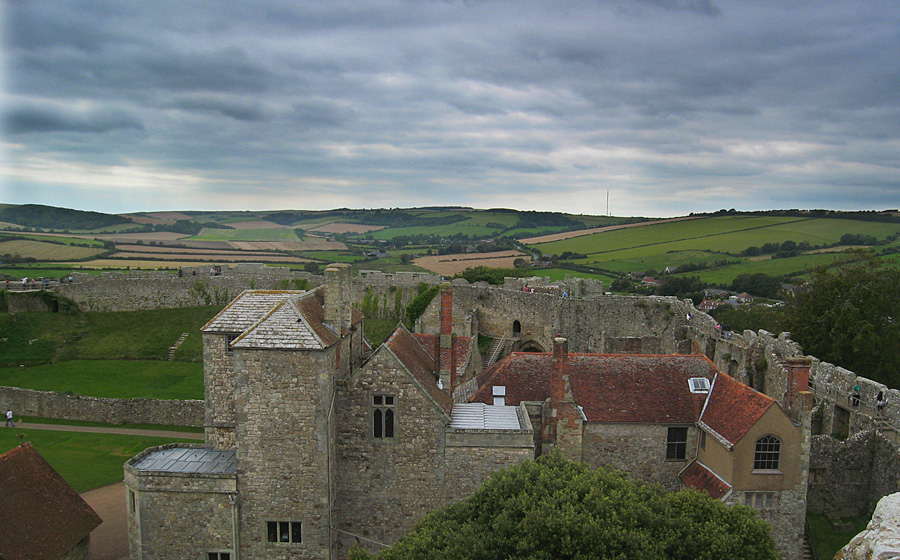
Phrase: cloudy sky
[{"left": 2, "top": 1, "right": 898, "bottom": 217}]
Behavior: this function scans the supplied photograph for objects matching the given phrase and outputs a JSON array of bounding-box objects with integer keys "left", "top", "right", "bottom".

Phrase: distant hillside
[{"left": 0, "top": 204, "right": 133, "bottom": 231}]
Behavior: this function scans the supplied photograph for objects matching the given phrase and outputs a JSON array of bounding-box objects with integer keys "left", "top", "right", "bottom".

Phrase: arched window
[
  {"left": 512, "top": 320, "right": 522, "bottom": 337},
  {"left": 753, "top": 435, "right": 781, "bottom": 471}
]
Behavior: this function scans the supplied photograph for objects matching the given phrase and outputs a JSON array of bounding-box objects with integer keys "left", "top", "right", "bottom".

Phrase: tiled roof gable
[
  {"left": 232, "top": 298, "right": 328, "bottom": 350},
  {"left": 0, "top": 443, "right": 102, "bottom": 560},
  {"left": 699, "top": 372, "right": 775, "bottom": 445},
  {"left": 385, "top": 325, "right": 453, "bottom": 415},
  {"left": 201, "top": 290, "right": 298, "bottom": 333}
]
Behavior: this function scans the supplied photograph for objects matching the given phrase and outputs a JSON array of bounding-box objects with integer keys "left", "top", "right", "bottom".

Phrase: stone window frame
[
  {"left": 266, "top": 520, "right": 302, "bottom": 545},
  {"left": 371, "top": 393, "right": 397, "bottom": 441},
  {"left": 699, "top": 429, "right": 706, "bottom": 451},
  {"left": 128, "top": 489, "right": 136, "bottom": 514},
  {"left": 665, "top": 426, "right": 689, "bottom": 461},
  {"left": 204, "top": 551, "right": 232, "bottom": 560},
  {"left": 743, "top": 491, "right": 776, "bottom": 509},
  {"left": 753, "top": 434, "right": 781, "bottom": 472}
]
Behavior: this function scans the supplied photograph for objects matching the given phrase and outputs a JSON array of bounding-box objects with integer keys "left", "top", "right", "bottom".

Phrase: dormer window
[
  {"left": 492, "top": 386, "right": 506, "bottom": 406},
  {"left": 688, "top": 377, "right": 710, "bottom": 393}
]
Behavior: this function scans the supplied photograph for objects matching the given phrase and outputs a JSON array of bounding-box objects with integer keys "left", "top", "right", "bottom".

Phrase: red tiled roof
[
  {"left": 0, "top": 443, "right": 102, "bottom": 560},
  {"left": 386, "top": 326, "right": 452, "bottom": 415},
  {"left": 410, "top": 333, "right": 473, "bottom": 376},
  {"left": 700, "top": 372, "right": 774, "bottom": 445},
  {"left": 679, "top": 460, "right": 732, "bottom": 500},
  {"left": 471, "top": 353, "right": 716, "bottom": 423}
]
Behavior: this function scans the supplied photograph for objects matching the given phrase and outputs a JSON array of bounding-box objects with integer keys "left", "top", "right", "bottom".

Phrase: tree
[
  {"left": 351, "top": 454, "right": 777, "bottom": 560},
  {"left": 731, "top": 273, "right": 783, "bottom": 299},
  {"left": 786, "top": 252, "right": 900, "bottom": 387},
  {"left": 513, "top": 257, "right": 530, "bottom": 269}
]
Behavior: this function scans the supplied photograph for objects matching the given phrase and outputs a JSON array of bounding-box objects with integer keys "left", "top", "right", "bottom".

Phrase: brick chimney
[
  {"left": 439, "top": 282, "right": 453, "bottom": 391},
  {"left": 785, "top": 356, "right": 812, "bottom": 421}
]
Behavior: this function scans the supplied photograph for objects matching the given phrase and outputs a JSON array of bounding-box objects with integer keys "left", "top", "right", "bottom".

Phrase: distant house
[
  {"left": 698, "top": 298, "right": 725, "bottom": 312},
  {"left": 0, "top": 443, "right": 102, "bottom": 560},
  {"left": 736, "top": 292, "right": 756, "bottom": 304}
]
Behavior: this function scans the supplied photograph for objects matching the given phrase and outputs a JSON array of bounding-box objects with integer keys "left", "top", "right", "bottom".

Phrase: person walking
[
  {"left": 876, "top": 391, "right": 887, "bottom": 415},
  {"left": 5, "top": 409, "right": 14, "bottom": 427}
]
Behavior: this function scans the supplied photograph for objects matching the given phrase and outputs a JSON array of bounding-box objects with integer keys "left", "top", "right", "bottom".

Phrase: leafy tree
[
  {"left": 710, "top": 303, "right": 787, "bottom": 334},
  {"left": 513, "top": 257, "right": 530, "bottom": 269},
  {"left": 351, "top": 454, "right": 777, "bottom": 560},
  {"left": 731, "top": 273, "right": 783, "bottom": 299},
  {"left": 655, "top": 276, "right": 705, "bottom": 300},
  {"left": 786, "top": 253, "right": 900, "bottom": 386}
]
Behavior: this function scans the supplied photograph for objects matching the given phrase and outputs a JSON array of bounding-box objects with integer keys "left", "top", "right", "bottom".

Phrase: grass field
[
  {"left": 0, "top": 430, "right": 197, "bottom": 492},
  {"left": 1, "top": 267, "right": 110, "bottom": 278},
  {"left": 0, "top": 306, "right": 218, "bottom": 366},
  {"left": 363, "top": 223, "right": 501, "bottom": 240},
  {"left": 0, "top": 233, "right": 107, "bottom": 247},
  {"left": 0, "top": 360, "right": 203, "bottom": 400},
  {"left": 413, "top": 251, "right": 525, "bottom": 275}
]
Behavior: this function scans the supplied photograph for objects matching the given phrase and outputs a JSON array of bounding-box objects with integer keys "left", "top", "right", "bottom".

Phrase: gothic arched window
[{"left": 753, "top": 435, "right": 781, "bottom": 471}]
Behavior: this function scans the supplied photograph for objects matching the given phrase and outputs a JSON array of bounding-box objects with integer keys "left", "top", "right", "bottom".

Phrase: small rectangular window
[
  {"left": 266, "top": 521, "right": 301, "bottom": 544},
  {"left": 128, "top": 490, "right": 136, "bottom": 514},
  {"left": 743, "top": 492, "right": 775, "bottom": 509},
  {"left": 206, "top": 553, "right": 231, "bottom": 560},
  {"left": 666, "top": 427, "right": 688, "bottom": 460},
  {"left": 373, "top": 394, "right": 396, "bottom": 439},
  {"left": 493, "top": 386, "right": 506, "bottom": 406},
  {"left": 700, "top": 430, "right": 706, "bottom": 451}
]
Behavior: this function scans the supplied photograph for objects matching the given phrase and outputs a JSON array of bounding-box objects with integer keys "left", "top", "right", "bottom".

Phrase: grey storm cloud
[
  {"left": 6, "top": 104, "right": 144, "bottom": 135},
  {"left": 2, "top": 0, "right": 899, "bottom": 215}
]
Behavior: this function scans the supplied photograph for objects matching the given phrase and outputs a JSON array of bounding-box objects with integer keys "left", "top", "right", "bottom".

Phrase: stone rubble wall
[{"left": 0, "top": 386, "right": 203, "bottom": 426}]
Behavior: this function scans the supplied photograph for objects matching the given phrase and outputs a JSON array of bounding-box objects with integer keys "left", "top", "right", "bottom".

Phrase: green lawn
[
  {"left": 0, "top": 429, "right": 197, "bottom": 492},
  {"left": 807, "top": 514, "right": 868, "bottom": 560},
  {"left": 0, "top": 360, "right": 203, "bottom": 400},
  {"left": 0, "top": 306, "right": 218, "bottom": 366}
]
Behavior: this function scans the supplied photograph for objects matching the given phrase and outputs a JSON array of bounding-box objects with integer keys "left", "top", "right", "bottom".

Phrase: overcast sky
[{"left": 2, "top": 1, "right": 898, "bottom": 217}]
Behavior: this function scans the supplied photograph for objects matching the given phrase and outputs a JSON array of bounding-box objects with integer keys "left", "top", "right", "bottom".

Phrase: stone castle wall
[{"left": 0, "top": 386, "right": 203, "bottom": 426}]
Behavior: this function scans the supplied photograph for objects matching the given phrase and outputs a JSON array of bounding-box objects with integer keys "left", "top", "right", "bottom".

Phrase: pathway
[{"left": 16, "top": 422, "right": 204, "bottom": 439}]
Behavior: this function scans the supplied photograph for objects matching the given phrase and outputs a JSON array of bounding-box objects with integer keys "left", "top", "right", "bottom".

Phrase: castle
[{"left": 124, "top": 264, "right": 810, "bottom": 559}]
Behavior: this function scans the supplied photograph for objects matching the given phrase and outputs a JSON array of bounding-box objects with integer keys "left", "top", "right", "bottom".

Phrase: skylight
[{"left": 689, "top": 377, "right": 711, "bottom": 393}]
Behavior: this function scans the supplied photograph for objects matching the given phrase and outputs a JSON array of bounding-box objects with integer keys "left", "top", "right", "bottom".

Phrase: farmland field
[
  {"left": 308, "top": 223, "right": 386, "bottom": 234},
  {"left": 365, "top": 223, "right": 500, "bottom": 240},
  {"left": 111, "top": 251, "right": 309, "bottom": 263},
  {"left": 230, "top": 239, "right": 346, "bottom": 251},
  {"left": 190, "top": 227, "right": 300, "bottom": 242},
  {"left": 520, "top": 216, "right": 695, "bottom": 244},
  {"left": 115, "top": 244, "right": 278, "bottom": 256},
  {"left": 0, "top": 239, "right": 106, "bottom": 261},
  {"left": 414, "top": 250, "right": 525, "bottom": 275}
]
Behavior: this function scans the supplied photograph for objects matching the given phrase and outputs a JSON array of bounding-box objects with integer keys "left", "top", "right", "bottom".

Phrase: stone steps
[{"left": 167, "top": 333, "right": 190, "bottom": 361}]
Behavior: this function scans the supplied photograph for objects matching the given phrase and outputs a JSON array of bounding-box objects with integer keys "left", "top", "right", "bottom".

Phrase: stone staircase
[{"left": 167, "top": 333, "right": 190, "bottom": 361}]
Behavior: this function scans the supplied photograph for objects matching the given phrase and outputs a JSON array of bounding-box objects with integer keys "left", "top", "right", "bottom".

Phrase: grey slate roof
[
  {"left": 449, "top": 403, "right": 523, "bottom": 430},
  {"left": 201, "top": 290, "right": 299, "bottom": 333},
  {"left": 232, "top": 297, "right": 329, "bottom": 350},
  {"left": 132, "top": 447, "right": 236, "bottom": 474}
]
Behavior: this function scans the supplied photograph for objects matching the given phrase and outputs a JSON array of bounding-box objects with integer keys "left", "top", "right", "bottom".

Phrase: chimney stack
[
  {"left": 551, "top": 336, "right": 568, "bottom": 405},
  {"left": 439, "top": 282, "right": 453, "bottom": 391},
  {"left": 785, "top": 356, "right": 811, "bottom": 420},
  {"left": 324, "top": 263, "right": 352, "bottom": 332}
]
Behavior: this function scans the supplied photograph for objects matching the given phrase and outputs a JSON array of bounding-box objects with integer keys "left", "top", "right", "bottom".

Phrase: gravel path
[{"left": 17, "top": 422, "right": 204, "bottom": 440}]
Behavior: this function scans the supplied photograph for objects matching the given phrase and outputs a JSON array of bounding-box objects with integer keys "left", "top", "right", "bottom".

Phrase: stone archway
[
  {"left": 512, "top": 320, "right": 522, "bottom": 339},
  {"left": 519, "top": 339, "right": 546, "bottom": 353}
]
